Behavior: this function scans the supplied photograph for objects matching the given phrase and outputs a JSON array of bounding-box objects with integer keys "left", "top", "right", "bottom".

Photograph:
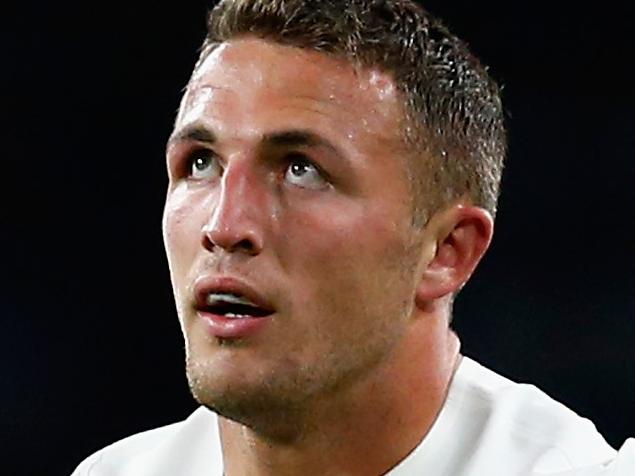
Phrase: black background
[{"left": 3, "top": 1, "right": 634, "bottom": 474}]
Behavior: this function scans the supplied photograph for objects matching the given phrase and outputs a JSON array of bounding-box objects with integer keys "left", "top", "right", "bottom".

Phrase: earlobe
[{"left": 415, "top": 204, "right": 494, "bottom": 304}]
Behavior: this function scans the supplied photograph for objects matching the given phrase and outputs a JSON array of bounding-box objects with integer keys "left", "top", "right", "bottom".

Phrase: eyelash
[
  {"left": 176, "top": 147, "right": 330, "bottom": 184},
  {"left": 178, "top": 147, "right": 217, "bottom": 178},
  {"left": 282, "top": 152, "right": 328, "bottom": 176}
]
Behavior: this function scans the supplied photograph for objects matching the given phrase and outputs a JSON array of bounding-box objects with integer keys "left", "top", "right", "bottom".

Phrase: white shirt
[{"left": 71, "top": 357, "right": 634, "bottom": 475}]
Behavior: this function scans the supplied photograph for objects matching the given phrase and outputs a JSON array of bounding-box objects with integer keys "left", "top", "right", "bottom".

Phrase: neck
[{"left": 219, "top": 318, "right": 461, "bottom": 476}]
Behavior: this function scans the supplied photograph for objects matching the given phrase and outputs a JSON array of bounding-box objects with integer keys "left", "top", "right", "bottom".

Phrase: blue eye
[
  {"left": 189, "top": 150, "right": 222, "bottom": 180},
  {"left": 284, "top": 157, "right": 328, "bottom": 190}
]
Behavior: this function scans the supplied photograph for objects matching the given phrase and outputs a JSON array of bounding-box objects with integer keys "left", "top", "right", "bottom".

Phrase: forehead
[{"left": 175, "top": 37, "right": 404, "bottom": 149}]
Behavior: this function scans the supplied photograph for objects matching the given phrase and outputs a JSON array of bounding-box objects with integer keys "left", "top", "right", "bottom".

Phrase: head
[{"left": 162, "top": 0, "right": 505, "bottom": 437}]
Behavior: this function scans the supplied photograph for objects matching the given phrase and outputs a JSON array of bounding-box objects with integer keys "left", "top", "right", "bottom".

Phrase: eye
[
  {"left": 284, "top": 155, "right": 329, "bottom": 190},
  {"left": 188, "top": 150, "right": 222, "bottom": 180}
]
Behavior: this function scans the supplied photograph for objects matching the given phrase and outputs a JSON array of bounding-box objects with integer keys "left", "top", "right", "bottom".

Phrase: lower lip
[{"left": 198, "top": 311, "right": 273, "bottom": 339}]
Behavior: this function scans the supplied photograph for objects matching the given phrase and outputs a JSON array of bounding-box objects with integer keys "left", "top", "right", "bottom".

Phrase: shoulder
[
  {"left": 71, "top": 421, "right": 183, "bottom": 475},
  {"left": 71, "top": 407, "right": 221, "bottom": 476},
  {"left": 540, "top": 439, "right": 635, "bottom": 476},
  {"left": 449, "top": 357, "right": 616, "bottom": 473}
]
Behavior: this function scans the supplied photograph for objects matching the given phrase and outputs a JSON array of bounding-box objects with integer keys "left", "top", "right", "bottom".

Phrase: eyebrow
[
  {"left": 168, "top": 125, "right": 217, "bottom": 147},
  {"left": 168, "top": 125, "right": 344, "bottom": 160},
  {"left": 262, "top": 130, "right": 342, "bottom": 157}
]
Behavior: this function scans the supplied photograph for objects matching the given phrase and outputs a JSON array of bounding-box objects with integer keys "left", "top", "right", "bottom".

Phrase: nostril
[
  {"left": 201, "top": 233, "right": 215, "bottom": 252},
  {"left": 234, "top": 238, "right": 257, "bottom": 253},
  {"left": 201, "top": 229, "right": 260, "bottom": 255}
]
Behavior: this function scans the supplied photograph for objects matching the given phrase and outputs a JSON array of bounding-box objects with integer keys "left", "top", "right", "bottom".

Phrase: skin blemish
[{"left": 368, "top": 70, "right": 397, "bottom": 101}]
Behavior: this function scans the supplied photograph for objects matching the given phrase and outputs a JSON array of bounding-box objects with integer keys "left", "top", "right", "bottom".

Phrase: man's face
[{"left": 163, "top": 37, "right": 425, "bottom": 424}]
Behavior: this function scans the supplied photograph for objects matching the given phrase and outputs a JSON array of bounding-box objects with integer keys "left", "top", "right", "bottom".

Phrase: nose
[{"left": 201, "top": 163, "right": 265, "bottom": 256}]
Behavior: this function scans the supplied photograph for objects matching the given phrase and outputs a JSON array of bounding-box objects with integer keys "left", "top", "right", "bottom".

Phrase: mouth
[
  {"left": 200, "top": 292, "right": 274, "bottom": 319},
  {"left": 193, "top": 277, "right": 276, "bottom": 339}
]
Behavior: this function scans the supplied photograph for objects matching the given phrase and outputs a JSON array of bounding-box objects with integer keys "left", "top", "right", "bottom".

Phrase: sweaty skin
[{"left": 163, "top": 37, "right": 491, "bottom": 476}]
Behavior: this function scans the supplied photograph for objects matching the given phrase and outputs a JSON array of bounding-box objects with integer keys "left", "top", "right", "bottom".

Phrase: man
[{"left": 72, "top": 1, "right": 633, "bottom": 475}]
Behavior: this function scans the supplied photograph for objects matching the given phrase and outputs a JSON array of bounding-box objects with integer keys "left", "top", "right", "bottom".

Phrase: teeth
[
  {"left": 225, "top": 313, "right": 248, "bottom": 319},
  {"left": 206, "top": 292, "right": 257, "bottom": 307}
]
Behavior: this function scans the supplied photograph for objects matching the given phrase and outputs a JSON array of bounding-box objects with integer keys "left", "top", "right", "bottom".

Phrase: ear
[{"left": 415, "top": 203, "right": 494, "bottom": 304}]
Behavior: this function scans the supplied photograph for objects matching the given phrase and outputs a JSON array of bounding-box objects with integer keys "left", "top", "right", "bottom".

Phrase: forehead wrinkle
[{"left": 281, "top": 89, "right": 399, "bottom": 140}]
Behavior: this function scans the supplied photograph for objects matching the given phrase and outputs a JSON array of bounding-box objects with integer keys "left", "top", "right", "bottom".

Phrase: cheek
[
  {"left": 163, "top": 186, "right": 208, "bottom": 281},
  {"left": 283, "top": 200, "right": 409, "bottom": 266},
  {"left": 279, "top": 201, "right": 414, "bottom": 311}
]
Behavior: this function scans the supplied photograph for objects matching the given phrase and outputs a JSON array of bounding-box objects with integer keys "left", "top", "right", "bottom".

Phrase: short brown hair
[{"left": 192, "top": 0, "right": 507, "bottom": 225}]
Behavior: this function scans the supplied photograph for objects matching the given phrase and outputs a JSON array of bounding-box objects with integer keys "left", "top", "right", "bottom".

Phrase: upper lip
[{"left": 193, "top": 275, "right": 275, "bottom": 313}]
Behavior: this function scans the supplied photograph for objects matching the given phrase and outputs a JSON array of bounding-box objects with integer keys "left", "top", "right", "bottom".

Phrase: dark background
[{"left": 3, "top": 1, "right": 634, "bottom": 474}]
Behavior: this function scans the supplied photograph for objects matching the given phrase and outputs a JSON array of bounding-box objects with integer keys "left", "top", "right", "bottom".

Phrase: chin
[{"left": 186, "top": 355, "right": 314, "bottom": 440}]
